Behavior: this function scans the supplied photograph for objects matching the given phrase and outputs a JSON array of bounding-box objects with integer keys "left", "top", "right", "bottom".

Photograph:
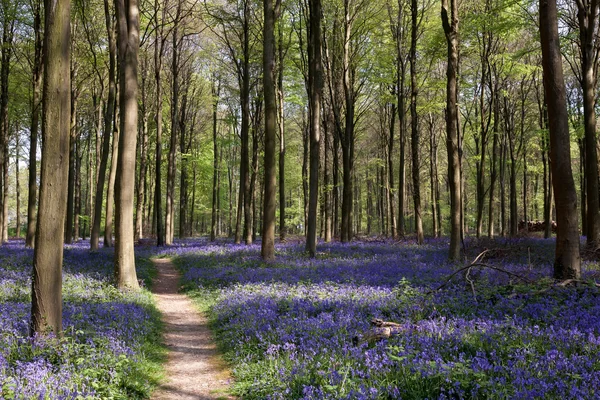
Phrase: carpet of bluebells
[
  {"left": 0, "top": 239, "right": 163, "bottom": 399},
  {"left": 167, "top": 237, "right": 600, "bottom": 400}
]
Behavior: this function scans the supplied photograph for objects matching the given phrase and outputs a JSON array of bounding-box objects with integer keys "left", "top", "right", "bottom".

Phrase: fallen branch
[{"left": 425, "top": 261, "right": 532, "bottom": 296}]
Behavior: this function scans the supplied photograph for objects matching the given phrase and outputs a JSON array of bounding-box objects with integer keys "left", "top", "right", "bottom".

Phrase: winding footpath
[{"left": 151, "top": 258, "right": 234, "bottom": 400}]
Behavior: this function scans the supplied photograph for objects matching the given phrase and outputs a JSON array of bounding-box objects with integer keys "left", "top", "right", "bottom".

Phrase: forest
[{"left": 0, "top": 0, "right": 599, "bottom": 397}]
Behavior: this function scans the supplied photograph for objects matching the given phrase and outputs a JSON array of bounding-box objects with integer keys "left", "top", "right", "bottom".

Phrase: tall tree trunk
[
  {"left": 211, "top": 79, "right": 219, "bottom": 241},
  {"left": 65, "top": 71, "right": 77, "bottom": 244},
  {"left": 135, "top": 54, "right": 149, "bottom": 241},
  {"left": 441, "top": 0, "right": 461, "bottom": 260},
  {"left": 576, "top": 0, "right": 600, "bottom": 248},
  {"left": 410, "top": 0, "right": 423, "bottom": 244},
  {"left": 114, "top": 0, "right": 140, "bottom": 289},
  {"left": 388, "top": 96, "right": 397, "bottom": 238},
  {"left": 278, "top": 21, "right": 286, "bottom": 242},
  {"left": 0, "top": 11, "right": 14, "bottom": 244},
  {"left": 91, "top": 0, "right": 117, "bottom": 250},
  {"left": 104, "top": 105, "right": 118, "bottom": 247},
  {"left": 323, "top": 111, "right": 332, "bottom": 242},
  {"left": 26, "top": 0, "right": 43, "bottom": 248},
  {"left": 306, "top": 0, "right": 322, "bottom": 256},
  {"left": 153, "top": 0, "right": 165, "bottom": 247},
  {"left": 302, "top": 114, "right": 309, "bottom": 233},
  {"left": 488, "top": 88, "right": 499, "bottom": 237},
  {"left": 166, "top": 5, "right": 181, "bottom": 245},
  {"left": 428, "top": 115, "right": 438, "bottom": 238},
  {"left": 74, "top": 135, "right": 81, "bottom": 240},
  {"left": 241, "top": 0, "right": 252, "bottom": 245},
  {"left": 15, "top": 131, "right": 21, "bottom": 238},
  {"left": 539, "top": 0, "right": 581, "bottom": 279},
  {"left": 31, "top": 0, "right": 70, "bottom": 336},
  {"left": 262, "top": 0, "right": 280, "bottom": 260}
]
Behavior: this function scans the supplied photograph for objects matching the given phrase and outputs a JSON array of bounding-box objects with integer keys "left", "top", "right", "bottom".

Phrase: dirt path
[{"left": 151, "top": 258, "right": 234, "bottom": 400}]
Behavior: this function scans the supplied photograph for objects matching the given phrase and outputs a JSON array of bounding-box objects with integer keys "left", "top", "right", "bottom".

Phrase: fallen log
[{"left": 352, "top": 318, "right": 408, "bottom": 345}]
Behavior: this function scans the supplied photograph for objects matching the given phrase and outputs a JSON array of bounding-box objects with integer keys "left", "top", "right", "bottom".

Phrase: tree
[
  {"left": 574, "top": 0, "right": 600, "bottom": 248},
  {"left": 306, "top": 0, "right": 322, "bottom": 256},
  {"left": 26, "top": 0, "right": 43, "bottom": 249},
  {"left": 113, "top": 0, "right": 140, "bottom": 289},
  {"left": 31, "top": 0, "right": 71, "bottom": 335},
  {"left": 539, "top": 0, "right": 581, "bottom": 279},
  {"left": 409, "top": 0, "right": 424, "bottom": 244},
  {"left": 441, "top": 0, "right": 461, "bottom": 260},
  {"left": 91, "top": 0, "right": 117, "bottom": 251},
  {"left": 262, "top": 0, "right": 280, "bottom": 260}
]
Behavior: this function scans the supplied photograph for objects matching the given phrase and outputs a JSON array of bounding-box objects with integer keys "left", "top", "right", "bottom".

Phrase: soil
[{"left": 151, "top": 258, "right": 235, "bottom": 400}]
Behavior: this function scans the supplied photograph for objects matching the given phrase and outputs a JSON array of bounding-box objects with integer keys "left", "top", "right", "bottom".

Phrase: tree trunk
[
  {"left": 539, "top": 0, "right": 581, "bottom": 279},
  {"left": 114, "top": 0, "right": 140, "bottom": 289},
  {"left": 65, "top": 73, "right": 77, "bottom": 244},
  {"left": 211, "top": 79, "right": 219, "bottom": 242},
  {"left": 153, "top": 0, "right": 165, "bottom": 247},
  {"left": 166, "top": 5, "right": 181, "bottom": 245},
  {"left": 26, "top": 0, "right": 43, "bottom": 248},
  {"left": 576, "top": 0, "right": 600, "bottom": 248},
  {"left": 324, "top": 110, "right": 332, "bottom": 242},
  {"left": 91, "top": 0, "right": 117, "bottom": 250},
  {"left": 410, "top": 0, "right": 423, "bottom": 244},
  {"left": 488, "top": 88, "right": 499, "bottom": 238},
  {"left": 104, "top": 105, "right": 118, "bottom": 248},
  {"left": 31, "top": 0, "right": 70, "bottom": 336},
  {"left": 74, "top": 134, "right": 82, "bottom": 240},
  {"left": 306, "top": 0, "right": 322, "bottom": 256},
  {"left": 302, "top": 114, "right": 309, "bottom": 233},
  {"left": 278, "top": 21, "right": 286, "bottom": 242},
  {"left": 135, "top": 54, "right": 149, "bottom": 241},
  {"left": 241, "top": 0, "right": 252, "bottom": 245},
  {"left": 0, "top": 12, "right": 14, "bottom": 244},
  {"left": 262, "top": 0, "right": 279, "bottom": 260},
  {"left": 441, "top": 0, "right": 461, "bottom": 260},
  {"left": 15, "top": 131, "right": 21, "bottom": 238}
]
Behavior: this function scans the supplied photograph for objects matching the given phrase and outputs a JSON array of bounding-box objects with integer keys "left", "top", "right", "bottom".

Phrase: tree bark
[
  {"left": 211, "top": 79, "right": 220, "bottom": 242},
  {"left": 441, "top": 0, "right": 461, "bottom": 260},
  {"left": 135, "top": 53, "right": 149, "bottom": 241},
  {"left": 576, "top": 0, "right": 600, "bottom": 248},
  {"left": 91, "top": 0, "right": 117, "bottom": 250},
  {"left": 31, "top": 0, "right": 70, "bottom": 336},
  {"left": 26, "top": 0, "right": 43, "bottom": 248},
  {"left": 278, "top": 23, "right": 286, "bottom": 242},
  {"left": 410, "top": 0, "right": 423, "bottom": 244},
  {"left": 114, "top": 0, "right": 140, "bottom": 289},
  {"left": 153, "top": 0, "right": 165, "bottom": 247},
  {"left": 262, "top": 0, "right": 279, "bottom": 260},
  {"left": 539, "top": 0, "right": 581, "bottom": 279},
  {"left": 166, "top": 3, "right": 181, "bottom": 245},
  {"left": 306, "top": 0, "right": 322, "bottom": 256},
  {"left": 104, "top": 104, "right": 118, "bottom": 247},
  {"left": 65, "top": 70, "right": 77, "bottom": 244}
]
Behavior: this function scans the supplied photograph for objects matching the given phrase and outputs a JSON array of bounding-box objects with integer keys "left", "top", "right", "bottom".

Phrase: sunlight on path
[{"left": 151, "top": 258, "right": 235, "bottom": 400}]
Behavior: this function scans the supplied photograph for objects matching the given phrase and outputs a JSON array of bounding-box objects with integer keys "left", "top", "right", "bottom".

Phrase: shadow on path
[{"left": 151, "top": 258, "right": 234, "bottom": 400}]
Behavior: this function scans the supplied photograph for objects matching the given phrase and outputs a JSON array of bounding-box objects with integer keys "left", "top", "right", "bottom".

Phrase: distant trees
[{"left": 0, "top": 0, "right": 587, "bottom": 280}]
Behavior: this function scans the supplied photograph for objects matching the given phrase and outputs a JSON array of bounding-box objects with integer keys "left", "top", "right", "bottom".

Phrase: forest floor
[{"left": 151, "top": 258, "right": 235, "bottom": 400}]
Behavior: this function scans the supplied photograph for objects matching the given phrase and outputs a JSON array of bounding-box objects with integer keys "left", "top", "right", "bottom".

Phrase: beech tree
[
  {"left": 113, "top": 0, "right": 140, "bottom": 289},
  {"left": 539, "top": 0, "right": 581, "bottom": 279},
  {"left": 306, "top": 0, "right": 322, "bottom": 256},
  {"left": 441, "top": 0, "right": 461, "bottom": 260},
  {"left": 31, "top": 0, "right": 71, "bottom": 335}
]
